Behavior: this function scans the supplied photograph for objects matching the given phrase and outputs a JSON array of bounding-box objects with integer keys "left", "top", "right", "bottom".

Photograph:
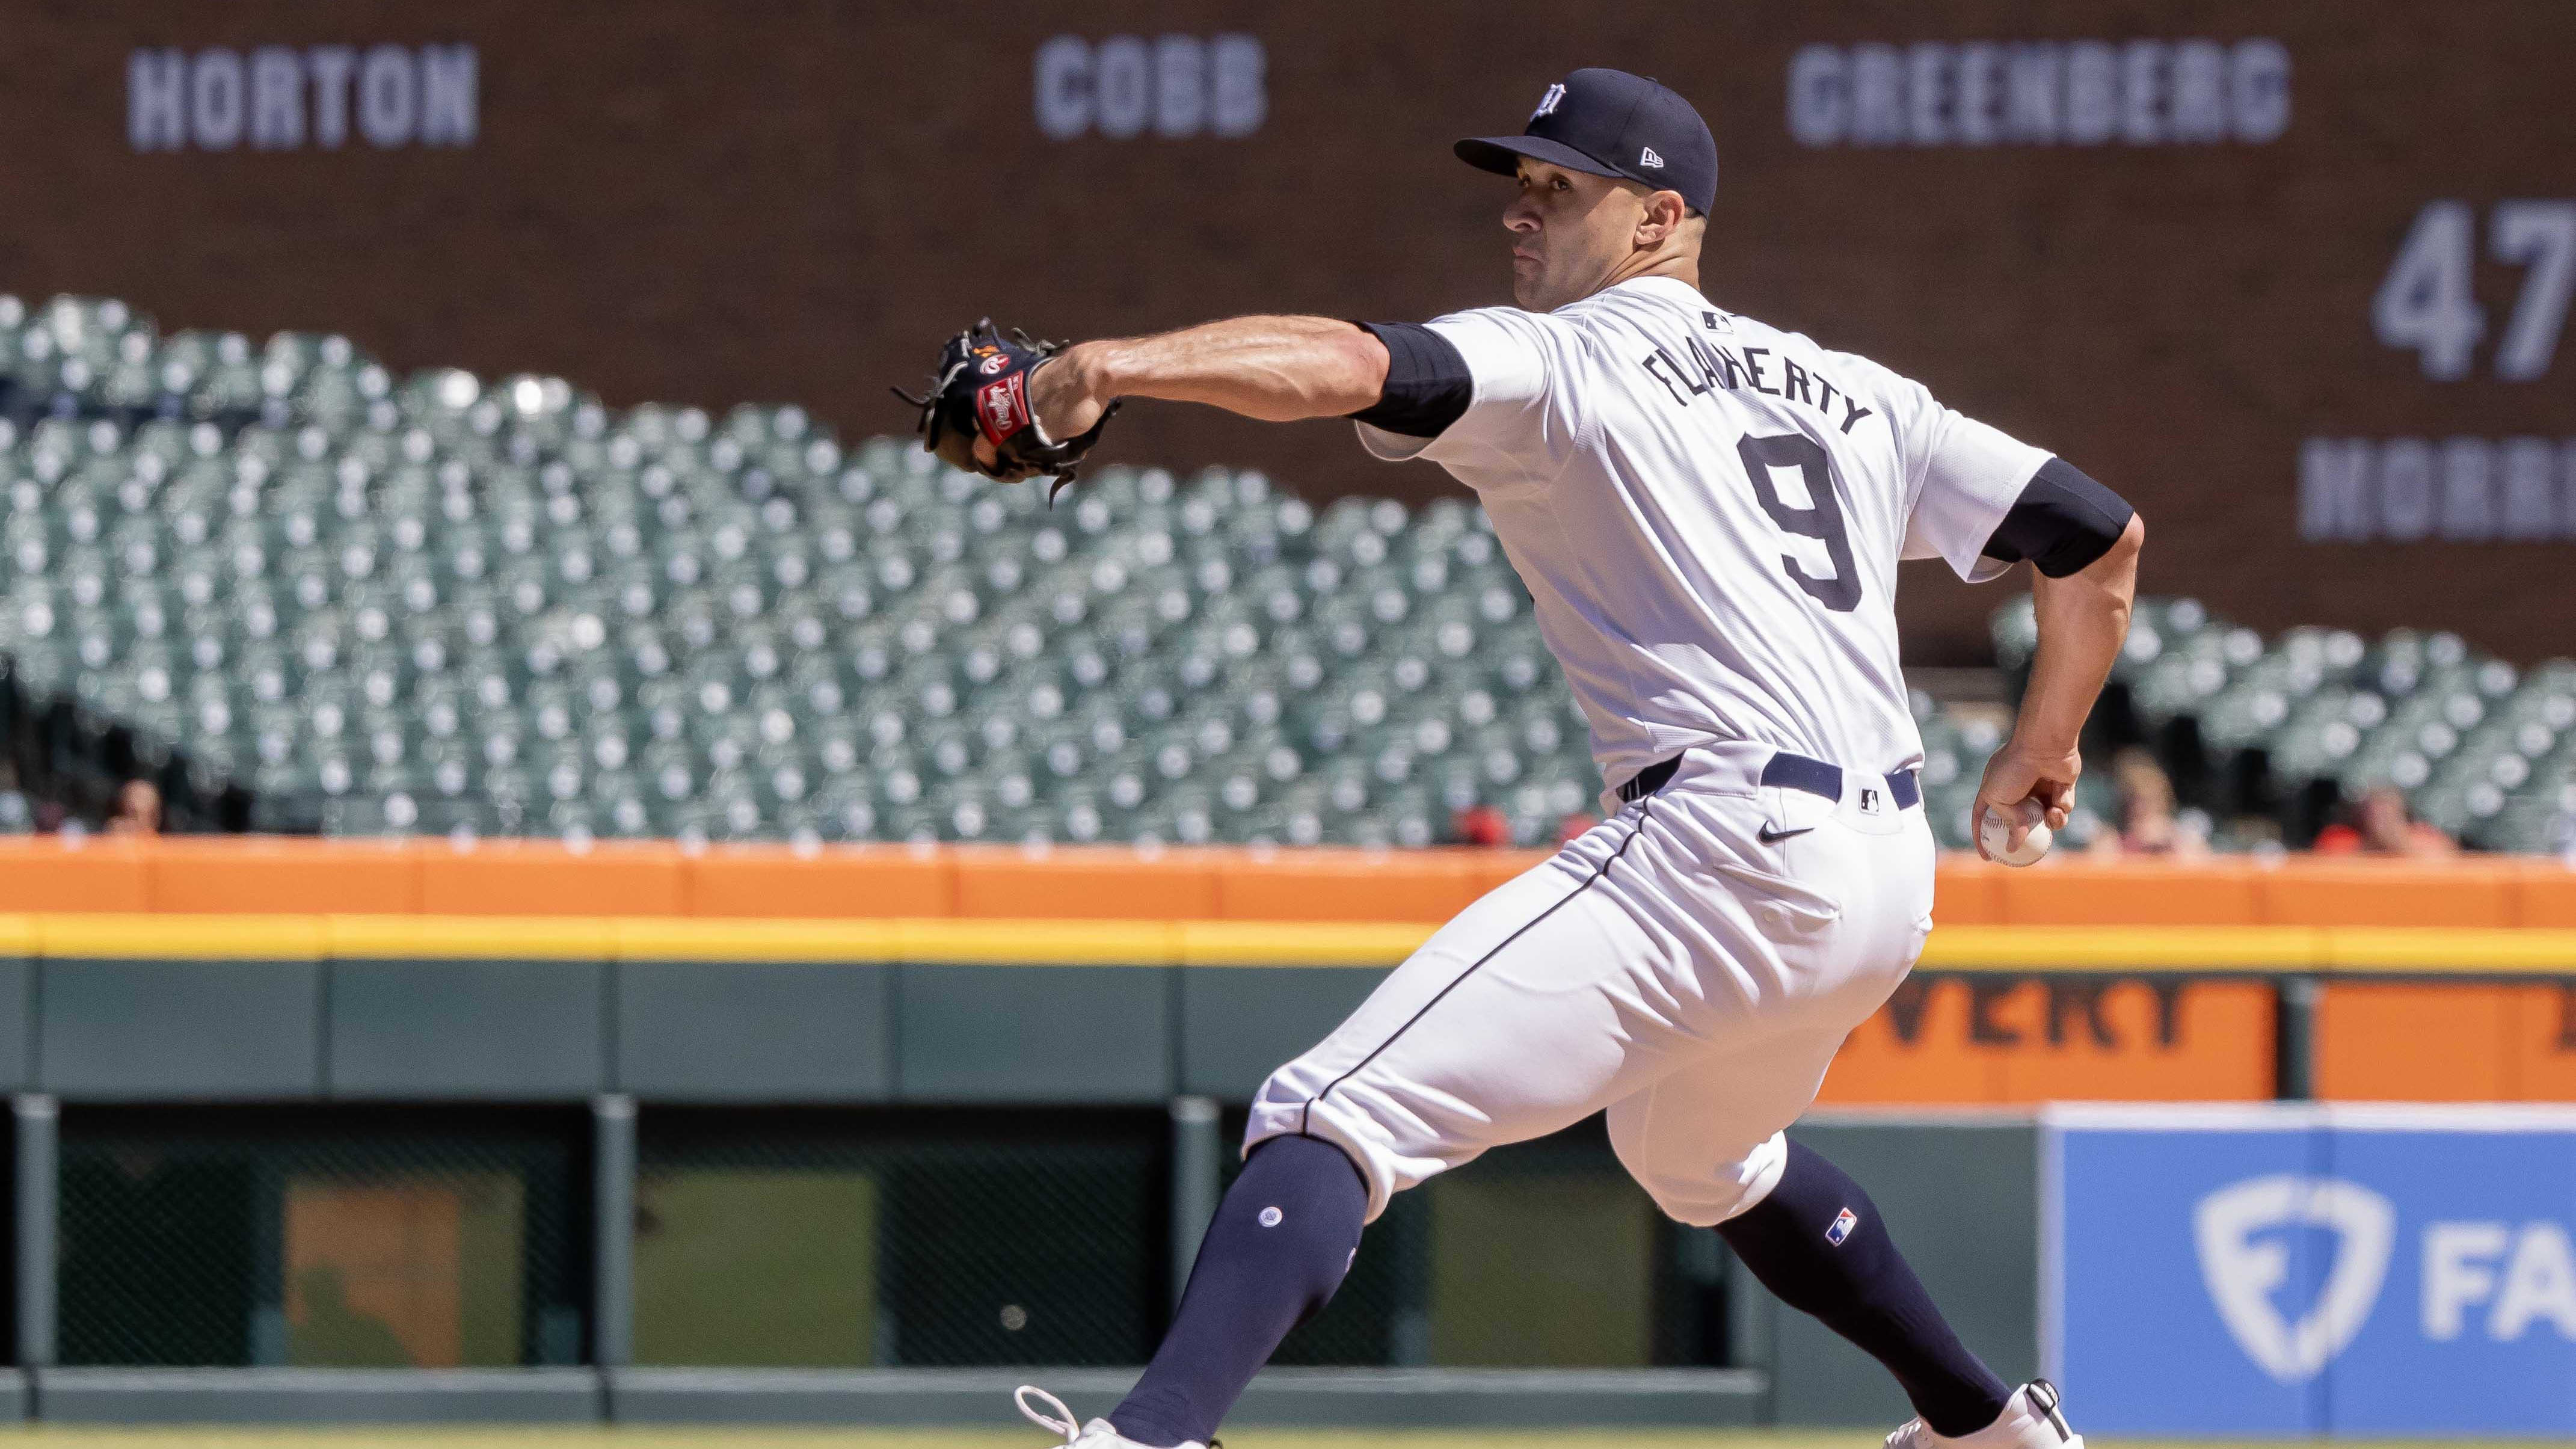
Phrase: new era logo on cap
[
  {"left": 1826, "top": 1207, "right": 1859, "bottom": 1246},
  {"left": 1638, "top": 145, "right": 1663, "bottom": 167}
]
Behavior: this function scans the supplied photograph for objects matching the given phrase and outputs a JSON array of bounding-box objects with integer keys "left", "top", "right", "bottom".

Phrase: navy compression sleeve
[
  {"left": 1110, "top": 1136, "right": 1368, "bottom": 1447},
  {"left": 1719, "top": 1139, "right": 2011, "bottom": 1435},
  {"left": 1979, "top": 457, "right": 2135, "bottom": 577},
  {"left": 1345, "top": 322, "right": 1471, "bottom": 438}
]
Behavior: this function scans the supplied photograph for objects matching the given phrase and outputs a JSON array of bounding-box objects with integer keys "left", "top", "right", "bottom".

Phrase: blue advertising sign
[{"left": 2045, "top": 1104, "right": 2576, "bottom": 1435}]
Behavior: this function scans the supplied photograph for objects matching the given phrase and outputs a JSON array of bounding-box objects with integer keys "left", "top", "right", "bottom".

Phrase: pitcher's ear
[{"left": 1638, "top": 189, "right": 1690, "bottom": 242}]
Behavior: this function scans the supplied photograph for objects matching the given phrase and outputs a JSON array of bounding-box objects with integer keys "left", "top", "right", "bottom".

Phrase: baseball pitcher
[{"left": 913, "top": 68, "right": 2139, "bottom": 1449}]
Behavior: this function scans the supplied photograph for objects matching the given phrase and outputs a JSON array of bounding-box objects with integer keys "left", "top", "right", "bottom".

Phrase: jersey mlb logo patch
[{"left": 1827, "top": 1207, "right": 1860, "bottom": 1246}]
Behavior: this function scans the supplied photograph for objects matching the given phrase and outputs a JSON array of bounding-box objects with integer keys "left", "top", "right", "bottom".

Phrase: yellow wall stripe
[
  {"left": 37, "top": 914, "right": 328, "bottom": 961},
  {"left": 614, "top": 917, "right": 898, "bottom": 963},
  {"left": 891, "top": 918, "right": 1184, "bottom": 965},
  {"left": 2321, "top": 928, "right": 2576, "bottom": 972},
  {"left": 327, "top": 914, "right": 618, "bottom": 960},
  {"left": 1178, "top": 920, "right": 1433, "bottom": 966},
  {"left": 6, "top": 914, "right": 2576, "bottom": 975}
]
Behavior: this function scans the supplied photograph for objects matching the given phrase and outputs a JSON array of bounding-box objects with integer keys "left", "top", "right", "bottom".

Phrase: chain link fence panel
[
  {"left": 58, "top": 1106, "right": 584, "bottom": 1368},
  {"left": 635, "top": 1108, "right": 1164, "bottom": 1368}
]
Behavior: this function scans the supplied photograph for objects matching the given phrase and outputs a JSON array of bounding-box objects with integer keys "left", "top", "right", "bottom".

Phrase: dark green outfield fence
[
  {"left": 0, "top": 932, "right": 2046, "bottom": 1427},
  {"left": 0, "top": 1095, "right": 2038, "bottom": 1427}
]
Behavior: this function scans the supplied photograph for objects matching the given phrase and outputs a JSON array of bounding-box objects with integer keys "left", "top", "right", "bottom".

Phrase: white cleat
[
  {"left": 1015, "top": 1385, "right": 1209, "bottom": 1449},
  {"left": 1887, "top": 1380, "right": 2082, "bottom": 1449}
]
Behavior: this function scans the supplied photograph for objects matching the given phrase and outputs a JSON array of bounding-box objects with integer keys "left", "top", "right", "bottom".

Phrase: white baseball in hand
[{"left": 1978, "top": 797, "right": 2053, "bottom": 867}]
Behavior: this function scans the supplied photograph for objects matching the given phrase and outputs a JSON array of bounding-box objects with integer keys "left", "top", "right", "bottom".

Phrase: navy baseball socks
[
  {"left": 1717, "top": 1138, "right": 2012, "bottom": 1437},
  {"left": 1074, "top": 1134, "right": 2004, "bottom": 1447},
  {"left": 1108, "top": 1134, "right": 1368, "bottom": 1448}
]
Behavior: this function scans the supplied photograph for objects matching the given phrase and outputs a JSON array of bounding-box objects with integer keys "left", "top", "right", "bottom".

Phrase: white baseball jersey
[
  {"left": 1353, "top": 274, "right": 2049, "bottom": 789},
  {"left": 1249, "top": 274, "right": 2058, "bottom": 1228}
]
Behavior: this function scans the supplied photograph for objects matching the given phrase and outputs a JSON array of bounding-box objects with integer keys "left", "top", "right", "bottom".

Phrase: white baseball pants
[{"left": 1246, "top": 742, "right": 1937, "bottom": 1226}]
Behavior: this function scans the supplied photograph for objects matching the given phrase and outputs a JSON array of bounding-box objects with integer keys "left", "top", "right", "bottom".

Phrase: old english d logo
[{"left": 2193, "top": 1174, "right": 2396, "bottom": 1383}]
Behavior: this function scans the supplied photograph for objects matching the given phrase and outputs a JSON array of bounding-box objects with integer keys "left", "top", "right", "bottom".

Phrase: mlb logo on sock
[{"left": 1827, "top": 1207, "right": 1858, "bottom": 1245}]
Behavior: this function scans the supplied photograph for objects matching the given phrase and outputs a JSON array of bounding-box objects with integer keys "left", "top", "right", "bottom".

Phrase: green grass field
[{"left": 0, "top": 1430, "right": 2535, "bottom": 1449}]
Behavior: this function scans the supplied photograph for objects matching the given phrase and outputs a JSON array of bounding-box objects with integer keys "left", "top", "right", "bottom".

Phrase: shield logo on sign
[{"left": 2193, "top": 1174, "right": 2397, "bottom": 1383}]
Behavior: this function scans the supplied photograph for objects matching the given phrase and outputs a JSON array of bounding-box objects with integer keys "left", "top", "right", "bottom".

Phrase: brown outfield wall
[{"left": 0, "top": 2, "right": 2568, "bottom": 662}]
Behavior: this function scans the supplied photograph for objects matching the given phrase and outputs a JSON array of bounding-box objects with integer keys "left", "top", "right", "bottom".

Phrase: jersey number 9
[{"left": 1736, "top": 433, "right": 1860, "bottom": 612}]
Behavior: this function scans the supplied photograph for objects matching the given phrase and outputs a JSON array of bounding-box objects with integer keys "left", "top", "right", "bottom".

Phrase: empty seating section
[
  {"left": 1993, "top": 596, "right": 2576, "bottom": 852},
  {"left": 0, "top": 295, "right": 1606, "bottom": 848},
  {"left": 0, "top": 294, "right": 2565, "bottom": 853}
]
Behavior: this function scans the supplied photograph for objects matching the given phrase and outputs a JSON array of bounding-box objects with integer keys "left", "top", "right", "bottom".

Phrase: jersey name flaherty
[{"left": 1640, "top": 318, "right": 1877, "bottom": 438}]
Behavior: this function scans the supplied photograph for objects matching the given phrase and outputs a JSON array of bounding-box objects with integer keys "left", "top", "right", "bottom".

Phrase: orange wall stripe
[{"left": 0, "top": 837, "right": 2568, "bottom": 924}]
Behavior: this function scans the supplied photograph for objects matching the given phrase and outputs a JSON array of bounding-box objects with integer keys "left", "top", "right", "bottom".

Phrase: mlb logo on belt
[
  {"left": 1827, "top": 1207, "right": 1859, "bottom": 1245},
  {"left": 1859, "top": 786, "right": 1883, "bottom": 814}
]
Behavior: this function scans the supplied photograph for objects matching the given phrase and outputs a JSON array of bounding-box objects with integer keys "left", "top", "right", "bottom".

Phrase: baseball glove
[{"left": 892, "top": 319, "right": 1116, "bottom": 499}]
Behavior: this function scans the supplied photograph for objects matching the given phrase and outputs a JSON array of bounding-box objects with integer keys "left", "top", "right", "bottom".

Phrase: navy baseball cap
[{"left": 1456, "top": 68, "right": 1718, "bottom": 215}]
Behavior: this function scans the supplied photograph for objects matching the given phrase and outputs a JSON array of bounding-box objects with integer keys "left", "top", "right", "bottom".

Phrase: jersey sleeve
[
  {"left": 1352, "top": 306, "right": 1586, "bottom": 477},
  {"left": 1863, "top": 365, "right": 2052, "bottom": 583}
]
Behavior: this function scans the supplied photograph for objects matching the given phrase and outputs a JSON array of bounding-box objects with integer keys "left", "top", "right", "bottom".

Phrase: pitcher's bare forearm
[
  {"left": 1972, "top": 511, "right": 2143, "bottom": 849},
  {"left": 1028, "top": 317, "right": 1390, "bottom": 439},
  {"left": 2017, "top": 512, "right": 2143, "bottom": 759}
]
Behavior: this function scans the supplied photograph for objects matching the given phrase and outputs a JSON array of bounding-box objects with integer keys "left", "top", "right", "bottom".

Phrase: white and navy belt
[{"left": 1614, "top": 751, "right": 1923, "bottom": 810}]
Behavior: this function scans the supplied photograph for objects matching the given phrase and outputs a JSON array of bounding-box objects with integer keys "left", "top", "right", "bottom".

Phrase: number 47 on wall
[{"left": 2373, "top": 200, "right": 2575, "bottom": 381}]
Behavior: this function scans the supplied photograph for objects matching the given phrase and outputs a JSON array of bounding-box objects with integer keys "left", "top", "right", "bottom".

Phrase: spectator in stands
[
  {"left": 1451, "top": 803, "right": 1511, "bottom": 846},
  {"left": 0, "top": 764, "right": 29, "bottom": 836},
  {"left": 1554, "top": 811, "right": 1598, "bottom": 847},
  {"left": 2313, "top": 785, "right": 2456, "bottom": 857},
  {"left": 106, "top": 778, "right": 161, "bottom": 837},
  {"left": 2216, "top": 816, "right": 2287, "bottom": 857},
  {"left": 2091, "top": 747, "right": 2208, "bottom": 857}
]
